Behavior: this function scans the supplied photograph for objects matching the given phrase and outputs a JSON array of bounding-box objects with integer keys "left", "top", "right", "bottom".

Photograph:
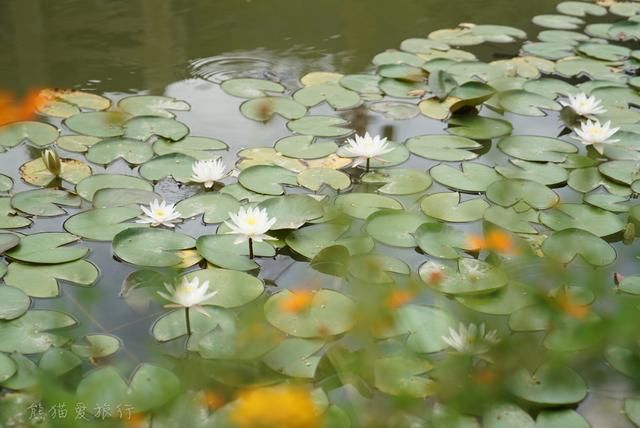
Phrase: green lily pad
[
  {"left": 55, "top": 135, "right": 101, "bottom": 152},
  {"left": 375, "top": 304, "right": 455, "bottom": 353},
  {"left": 448, "top": 115, "right": 513, "bottom": 139},
  {"left": 532, "top": 14, "right": 584, "bottom": 30},
  {"left": 4, "top": 260, "right": 99, "bottom": 298},
  {"left": 0, "top": 286, "right": 29, "bottom": 320},
  {"left": 275, "top": 135, "right": 337, "bottom": 160},
  {"left": 521, "top": 42, "right": 574, "bottom": 60},
  {"left": 578, "top": 42, "right": 630, "bottom": 62},
  {"left": 541, "top": 228, "right": 616, "bottom": 266},
  {"left": 428, "top": 258, "right": 508, "bottom": 295},
  {"left": 406, "top": 135, "right": 482, "bottom": 161},
  {"left": 369, "top": 101, "right": 419, "bottom": 120},
  {"left": 430, "top": 162, "right": 500, "bottom": 193},
  {"left": 365, "top": 209, "right": 430, "bottom": 247},
  {"left": 0, "top": 175, "right": 11, "bottom": 193},
  {"left": 238, "top": 165, "right": 298, "bottom": 195},
  {"left": 379, "top": 78, "right": 429, "bottom": 98},
  {"left": 484, "top": 206, "right": 539, "bottom": 234},
  {"left": 264, "top": 289, "right": 355, "bottom": 338},
  {"left": 297, "top": 168, "right": 351, "bottom": 191},
  {"left": 139, "top": 153, "right": 196, "bottom": 183},
  {"left": 483, "top": 403, "right": 535, "bottom": 428},
  {"left": 118, "top": 95, "right": 190, "bottom": 118},
  {"left": 0, "top": 121, "right": 58, "bottom": 150},
  {"left": 310, "top": 245, "right": 351, "bottom": 277},
  {"left": 86, "top": 137, "right": 154, "bottom": 165},
  {"left": 175, "top": 193, "right": 240, "bottom": 224},
  {"left": 287, "top": 116, "right": 353, "bottom": 137},
  {"left": 420, "top": 192, "right": 488, "bottom": 222},
  {"left": 486, "top": 179, "right": 559, "bottom": 209},
  {"left": 535, "top": 410, "right": 589, "bottom": 428},
  {"left": 123, "top": 116, "right": 189, "bottom": 141},
  {"left": 294, "top": 83, "right": 360, "bottom": 110},
  {"left": 335, "top": 193, "right": 402, "bottom": 219},
  {"left": 557, "top": 1, "right": 606, "bottom": 17},
  {"left": 6, "top": 232, "right": 87, "bottom": 264},
  {"left": 76, "top": 173, "right": 153, "bottom": 201},
  {"left": 257, "top": 195, "right": 323, "bottom": 229},
  {"left": 71, "top": 334, "right": 120, "bottom": 359},
  {"left": 584, "top": 193, "right": 629, "bottom": 213},
  {"left": 286, "top": 221, "right": 373, "bottom": 259},
  {"left": 599, "top": 161, "right": 640, "bottom": 186},
  {"left": 240, "top": 97, "right": 307, "bottom": 121},
  {"left": 38, "top": 90, "right": 111, "bottom": 118},
  {"left": 498, "top": 135, "right": 577, "bottom": 162},
  {"left": 605, "top": 345, "right": 640, "bottom": 377},
  {"left": 0, "top": 310, "right": 76, "bottom": 353},
  {"left": 20, "top": 157, "right": 92, "bottom": 187},
  {"left": 196, "top": 234, "right": 275, "bottom": 271},
  {"left": 374, "top": 353, "right": 434, "bottom": 398},
  {"left": 457, "top": 281, "right": 535, "bottom": 315},
  {"left": 1, "top": 354, "right": 38, "bottom": 389},
  {"left": 64, "top": 111, "right": 128, "bottom": 138},
  {"left": 619, "top": 276, "right": 640, "bottom": 295},
  {"left": 537, "top": 30, "right": 589, "bottom": 45},
  {"left": 11, "top": 189, "right": 81, "bottom": 217},
  {"left": 568, "top": 167, "right": 631, "bottom": 195},
  {"left": 500, "top": 161, "right": 568, "bottom": 185},
  {"left": 39, "top": 348, "right": 81, "bottom": 376},
  {"left": 340, "top": 74, "right": 383, "bottom": 95},
  {"left": 152, "top": 306, "right": 229, "bottom": 342},
  {"left": 497, "top": 90, "right": 561, "bottom": 116},
  {"left": 221, "top": 78, "right": 285, "bottom": 98},
  {"left": 0, "top": 199, "right": 31, "bottom": 229},
  {"left": 263, "top": 338, "right": 325, "bottom": 379},
  {"left": 182, "top": 268, "right": 264, "bottom": 308},
  {"left": 0, "top": 233, "right": 19, "bottom": 254},
  {"left": 508, "top": 364, "right": 587, "bottom": 405},
  {"left": 153, "top": 136, "right": 227, "bottom": 160},
  {"left": 337, "top": 141, "right": 410, "bottom": 168},
  {"left": 415, "top": 223, "right": 473, "bottom": 259},
  {"left": 540, "top": 204, "right": 625, "bottom": 237},
  {"left": 362, "top": 168, "right": 432, "bottom": 195},
  {"left": 113, "top": 228, "right": 196, "bottom": 268},
  {"left": 64, "top": 207, "right": 145, "bottom": 241},
  {"left": 92, "top": 188, "right": 161, "bottom": 209},
  {"left": 237, "top": 147, "right": 307, "bottom": 171}
]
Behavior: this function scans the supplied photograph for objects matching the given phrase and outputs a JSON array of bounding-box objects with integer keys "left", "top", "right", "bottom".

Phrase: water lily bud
[{"left": 41, "top": 148, "right": 61, "bottom": 176}]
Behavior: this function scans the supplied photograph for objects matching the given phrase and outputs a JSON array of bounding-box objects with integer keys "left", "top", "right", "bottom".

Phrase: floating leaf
[
  {"left": 374, "top": 353, "right": 434, "bottom": 398},
  {"left": 86, "top": 137, "right": 154, "bottom": 165},
  {"left": 196, "top": 234, "right": 275, "bottom": 271},
  {"left": 0, "top": 199, "right": 31, "bottom": 229},
  {"left": 498, "top": 135, "right": 577, "bottom": 162},
  {"left": 286, "top": 221, "right": 373, "bottom": 259},
  {"left": 415, "top": 223, "right": 473, "bottom": 259},
  {"left": 361, "top": 168, "right": 432, "bottom": 195},
  {"left": 263, "top": 338, "right": 325, "bottom": 378},
  {"left": 76, "top": 173, "right": 153, "bottom": 201},
  {"left": 541, "top": 228, "right": 615, "bottom": 266},
  {"left": 365, "top": 209, "right": 430, "bottom": 247},
  {"left": 221, "top": 78, "right": 285, "bottom": 98},
  {"left": 64, "top": 207, "right": 145, "bottom": 241},
  {"left": 0, "top": 121, "right": 58, "bottom": 150},
  {"left": 484, "top": 206, "right": 539, "bottom": 234},
  {"left": 0, "top": 286, "right": 29, "bottom": 320},
  {"left": 335, "top": 193, "right": 402, "bottom": 219},
  {"left": 153, "top": 136, "right": 227, "bottom": 160},
  {"left": 482, "top": 403, "right": 535, "bottom": 428},
  {"left": 238, "top": 165, "right": 298, "bottom": 195},
  {"left": 420, "top": 192, "right": 488, "bottom": 222},
  {"left": 287, "top": 116, "right": 353, "bottom": 137},
  {"left": 64, "top": 111, "right": 128, "bottom": 138},
  {"left": 275, "top": 135, "right": 337, "bottom": 160},
  {"left": 113, "top": 228, "right": 196, "bottom": 268},
  {"left": 55, "top": 135, "right": 101, "bottom": 152},
  {"left": 297, "top": 168, "right": 351, "bottom": 191},
  {"left": 508, "top": 364, "right": 587, "bottom": 405},
  {"left": 369, "top": 101, "right": 419, "bottom": 119},
  {"left": 92, "top": 188, "right": 160, "bottom": 209},
  {"left": 39, "top": 348, "right": 81, "bottom": 376},
  {"left": 486, "top": 179, "right": 559, "bottom": 209},
  {"left": 294, "top": 83, "right": 360, "bottom": 110},
  {"left": 406, "top": 135, "right": 482, "bottom": 161},
  {"left": 540, "top": 204, "right": 625, "bottom": 237},
  {"left": 264, "top": 289, "right": 355, "bottom": 338},
  {"left": 72, "top": 334, "right": 120, "bottom": 359},
  {"left": 118, "top": 95, "right": 190, "bottom": 118},
  {"left": 139, "top": 153, "right": 196, "bottom": 183},
  {"left": 123, "top": 116, "right": 189, "bottom": 141},
  {"left": 457, "top": 281, "right": 535, "bottom": 315},
  {"left": 0, "top": 175, "right": 11, "bottom": 193},
  {"left": 0, "top": 310, "right": 76, "bottom": 353},
  {"left": 11, "top": 189, "right": 81, "bottom": 217},
  {"left": 6, "top": 232, "right": 87, "bottom": 264},
  {"left": 257, "top": 195, "right": 323, "bottom": 229},
  {"left": 497, "top": 90, "right": 561, "bottom": 116},
  {"left": 430, "top": 162, "right": 500, "bottom": 193},
  {"left": 532, "top": 14, "right": 584, "bottom": 30},
  {"left": 175, "top": 193, "right": 240, "bottom": 224},
  {"left": 4, "top": 260, "right": 99, "bottom": 298},
  {"left": 568, "top": 167, "right": 630, "bottom": 196},
  {"left": 340, "top": 74, "right": 383, "bottom": 95},
  {"left": 448, "top": 115, "right": 513, "bottom": 139},
  {"left": 20, "top": 157, "right": 91, "bottom": 187}
]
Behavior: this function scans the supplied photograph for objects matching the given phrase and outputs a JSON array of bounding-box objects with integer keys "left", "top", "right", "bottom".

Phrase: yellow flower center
[
  {"left": 154, "top": 208, "right": 167, "bottom": 217},
  {"left": 246, "top": 216, "right": 257, "bottom": 226}
]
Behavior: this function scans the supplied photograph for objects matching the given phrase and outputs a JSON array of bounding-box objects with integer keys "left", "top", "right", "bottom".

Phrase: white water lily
[
  {"left": 136, "top": 199, "right": 182, "bottom": 228},
  {"left": 225, "top": 206, "right": 277, "bottom": 244},
  {"left": 158, "top": 276, "right": 217, "bottom": 311},
  {"left": 441, "top": 323, "right": 500, "bottom": 354},
  {"left": 573, "top": 119, "right": 619, "bottom": 155},
  {"left": 343, "top": 132, "right": 393, "bottom": 171},
  {"left": 191, "top": 158, "right": 229, "bottom": 188},
  {"left": 560, "top": 93, "right": 607, "bottom": 117}
]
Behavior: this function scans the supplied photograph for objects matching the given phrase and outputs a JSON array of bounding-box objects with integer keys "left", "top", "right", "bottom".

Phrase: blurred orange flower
[
  {"left": 385, "top": 289, "right": 415, "bottom": 309},
  {"left": 0, "top": 89, "right": 49, "bottom": 126},
  {"left": 124, "top": 413, "right": 147, "bottom": 428},
  {"left": 230, "top": 385, "right": 322, "bottom": 428},
  {"left": 200, "top": 390, "right": 225, "bottom": 410},
  {"left": 555, "top": 294, "right": 590, "bottom": 319},
  {"left": 467, "top": 230, "right": 516, "bottom": 254},
  {"left": 280, "top": 290, "right": 315, "bottom": 313}
]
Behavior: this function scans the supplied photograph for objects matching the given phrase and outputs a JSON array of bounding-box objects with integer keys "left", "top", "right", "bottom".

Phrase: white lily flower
[
  {"left": 136, "top": 199, "right": 182, "bottom": 228},
  {"left": 572, "top": 119, "right": 619, "bottom": 155},
  {"left": 343, "top": 132, "right": 393, "bottom": 170},
  {"left": 560, "top": 93, "right": 607, "bottom": 117},
  {"left": 441, "top": 323, "right": 500, "bottom": 355},
  {"left": 224, "top": 206, "right": 277, "bottom": 245},
  {"left": 158, "top": 276, "right": 217, "bottom": 313},
  {"left": 191, "top": 158, "right": 229, "bottom": 188}
]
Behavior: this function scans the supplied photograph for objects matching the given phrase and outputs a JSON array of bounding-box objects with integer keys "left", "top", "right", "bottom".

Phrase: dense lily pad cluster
[{"left": 2, "top": 1, "right": 640, "bottom": 426}]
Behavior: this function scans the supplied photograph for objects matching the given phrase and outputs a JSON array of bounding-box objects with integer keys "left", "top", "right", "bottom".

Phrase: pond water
[{"left": 1, "top": 0, "right": 640, "bottom": 427}]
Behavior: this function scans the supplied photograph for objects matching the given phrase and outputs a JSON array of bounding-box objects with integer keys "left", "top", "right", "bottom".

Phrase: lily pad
[
  {"left": 238, "top": 165, "right": 298, "bottom": 195},
  {"left": 0, "top": 199, "right": 31, "bottom": 229},
  {"left": 275, "top": 135, "right": 337, "bottom": 160},
  {"left": 532, "top": 14, "right": 584, "bottom": 30},
  {"left": 64, "top": 111, "right": 128, "bottom": 138},
  {"left": 20, "top": 157, "right": 92, "bottom": 187},
  {"left": 484, "top": 206, "right": 539, "bottom": 234},
  {"left": 175, "top": 193, "right": 240, "bottom": 224},
  {"left": 263, "top": 338, "right": 324, "bottom": 379},
  {"left": 11, "top": 189, "right": 81, "bottom": 217},
  {"left": 0, "top": 286, "right": 30, "bottom": 320},
  {"left": 287, "top": 116, "right": 353, "bottom": 138},
  {"left": 365, "top": 209, "right": 430, "bottom": 247},
  {"left": 64, "top": 207, "right": 145, "bottom": 241},
  {"left": 486, "top": 179, "right": 559, "bottom": 209},
  {"left": 508, "top": 364, "right": 587, "bottom": 405},
  {"left": 4, "top": 260, "right": 99, "bottom": 298},
  {"left": 113, "top": 228, "right": 196, "bottom": 268},
  {"left": 497, "top": 90, "right": 561, "bottom": 116},
  {"left": 6, "top": 232, "right": 88, "bottom": 264},
  {"left": 264, "top": 289, "right": 355, "bottom": 338},
  {"left": 92, "top": 188, "right": 161, "bottom": 209},
  {"left": 71, "top": 334, "right": 120, "bottom": 359},
  {"left": 540, "top": 204, "right": 625, "bottom": 237},
  {"left": 415, "top": 223, "right": 473, "bottom": 259},
  {"left": 361, "top": 168, "right": 432, "bottom": 195},
  {"left": 139, "top": 153, "right": 197, "bottom": 183},
  {"left": 456, "top": 281, "right": 535, "bottom": 315},
  {"left": 221, "top": 78, "right": 285, "bottom": 98},
  {"left": 294, "top": 83, "right": 361, "bottom": 110},
  {"left": 0, "top": 121, "right": 58, "bottom": 149},
  {"left": 420, "top": 192, "right": 488, "bottom": 222},
  {"left": 39, "top": 348, "right": 81, "bottom": 376},
  {"left": 257, "top": 195, "right": 323, "bottom": 229},
  {"left": 448, "top": 115, "right": 513, "bottom": 139},
  {"left": 153, "top": 136, "right": 227, "bottom": 160},
  {"left": 406, "top": 135, "right": 482, "bottom": 161},
  {"left": 55, "top": 135, "right": 101, "bottom": 152},
  {"left": 498, "top": 135, "right": 577, "bottom": 162},
  {"left": 123, "top": 116, "right": 189, "bottom": 141},
  {"left": 86, "top": 137, "right": 154, "bottom": 165},
  {"left": 297, "top": 168, "right": 351, "bottom": 191},
  {"left": 483, "top": 403, "right": 535, "bottom": 428},
  {"left": 196, "top": 234, "right": 275, "bottom": 271},
  {"left": 286, "top": 221, "right": 373, "bottom": 259},
  {"left": 369, "top": 101, "right": 419, "bottom": 120},
  {"left": 76, "top": 173, "right": 153, "bottom": 201},
  {"left": 541, "top": 228, "right": 616, "bottom": 266},
  {"left": 0, "top": 310, "right": 76, "bottom": 353},
  {"left": 183, "top": 269, "right": 264, "bottom": 308},
  {"left": 118, "top": 95, "right": 190, "bottom": 118},
  {"left": 430, "top": 162, "right": 500, "bottom": 193}
]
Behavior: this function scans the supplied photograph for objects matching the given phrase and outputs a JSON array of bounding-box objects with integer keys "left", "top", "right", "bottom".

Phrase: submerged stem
[
  {"left": 365, "top": 158, "right": 370, "bottom": 173},
  {"left": 185, "top": 307, "right": 192, "bottom": 336},
  {"left": 249, "top": 237, "right": 254, "bottom": 259}
]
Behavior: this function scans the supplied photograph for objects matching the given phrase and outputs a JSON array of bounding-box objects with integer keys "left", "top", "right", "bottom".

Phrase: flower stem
[
  {"left": 185, "top": 307, "right": 192, "bottom": 336},
  {"left": 365, "top": 158, "right": 370, "bottom": 173},
  {"left": 249, "top": 238, "right": 254, "bottom": 259}
]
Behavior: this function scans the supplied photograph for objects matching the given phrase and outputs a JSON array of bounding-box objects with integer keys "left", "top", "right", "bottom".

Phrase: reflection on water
[{"left": 1, "top": 0, "right": 561, "bottom": 94}]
